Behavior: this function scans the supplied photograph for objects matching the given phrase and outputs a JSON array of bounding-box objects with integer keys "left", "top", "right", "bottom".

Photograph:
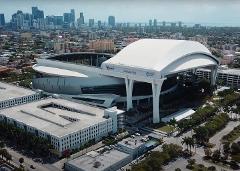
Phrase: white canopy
[{"left": 102, "top": 39, "right": 219, "bottom": 78}]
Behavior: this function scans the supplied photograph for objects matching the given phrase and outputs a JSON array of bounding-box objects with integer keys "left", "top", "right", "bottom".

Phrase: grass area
[
  {"left": 187, "top": 163, "right": 217, "bottom": 171},
  {"left": 157, "top": 125, "right": 175, "bottom": 133},
  {"left": 193, "top": 164, "right": 208, "bottom": 171},
  {"left": 222, "top": 124, "right": 240, "bottom": 143}
]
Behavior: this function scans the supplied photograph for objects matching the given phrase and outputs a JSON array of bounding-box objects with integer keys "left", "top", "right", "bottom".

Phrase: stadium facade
[{"left": 33, "top": 39, "right": 219, "bottom": 123}]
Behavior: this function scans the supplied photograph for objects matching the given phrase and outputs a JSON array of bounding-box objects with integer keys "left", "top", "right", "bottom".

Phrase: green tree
[
  {"left": 231, "top": 142, "right": 240, "bottom": 155},
  {"left": 187, "top": 159, "right": 196, "bottom": 166},
  {"left": 5, "top": 153, "right": 12, "bottom": 163},
  {"left": 0, "top": 141, "right": 5, "bottom": 148},
  {"left": 169, "top": 118, "right": 177, "bottom": 127},
  {"left": 212, "top": 149, "right": 221, "bottom": 161},
  {"left": 188, "top": 137, "right": 195, "bottom": 154},
  {"left": 204, "top": 148, "right": 212, "bottom": 159},
  {"left": 19, "top": 157, "right": 24, "bottom": 164},
  {"left": 194, "top": 126, "right": 209, "bottom": 143}
]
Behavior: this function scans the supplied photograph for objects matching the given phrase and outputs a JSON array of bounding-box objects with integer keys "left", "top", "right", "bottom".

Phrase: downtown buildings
[{"left": 2, "top": 7, "right": 118, "bottom": 30}]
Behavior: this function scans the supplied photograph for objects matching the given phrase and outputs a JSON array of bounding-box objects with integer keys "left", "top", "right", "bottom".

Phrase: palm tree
[
  {"left": 169, "top": 118, "right": 177, "bottom": 127},
  {"left": 181, "top": 137, "right": 189, "bottom": 151},
  {"left": 188, "top": 137, "right": 195, "bottom": 155},
  {"left": 5, "top": 153, "right": 12, "bottom": 164},
  {"left": 1, "top": 149, "right": 8, "bottom": 160}
]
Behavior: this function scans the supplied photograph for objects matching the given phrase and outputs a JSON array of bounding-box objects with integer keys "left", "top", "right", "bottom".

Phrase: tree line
[
  {"left": 194, "top": 113, "right": 229, "bottom": 145},
  {"left": 0, "top": 121, "right": 54, "bottom": 158},
  {"left": 177, "top": 105, "right": 217, "bottom": 133},
  {"left": 131, "top": 143, "right": 183, "bottom": 171}
]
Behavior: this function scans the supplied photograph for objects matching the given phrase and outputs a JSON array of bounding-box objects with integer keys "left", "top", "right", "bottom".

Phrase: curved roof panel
[
  {"left": 33, "top": 65, "right": 88, "bottom": 78},
  {"left": 102, "top": 39, "right": 218, "bottom": 77}
]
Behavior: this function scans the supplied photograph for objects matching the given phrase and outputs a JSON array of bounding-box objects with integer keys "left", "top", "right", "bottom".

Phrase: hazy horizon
[{"left": 0, "top": 0, "right": 240, "bottom": 27}]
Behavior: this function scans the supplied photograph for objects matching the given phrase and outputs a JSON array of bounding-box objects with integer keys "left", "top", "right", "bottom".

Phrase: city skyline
[{"left": 0, "top": 0, "right": 240, "bottom": 27}]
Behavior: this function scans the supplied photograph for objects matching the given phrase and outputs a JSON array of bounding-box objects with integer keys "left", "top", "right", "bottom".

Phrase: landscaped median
[
  {"left": 222, "top": 124, "right": 240, "bottom": 143},
  {"left": 131, "top": 143, "right": 183, "bottom": 171},
  {"left": 194, "top": 113, "right": 229, "bottom": 145},
  {"left": 221, "top": 124, "right": 240, "bottom": 163},
  {"left": 177, "top": 105, "right": 218, "bottom": 134}
]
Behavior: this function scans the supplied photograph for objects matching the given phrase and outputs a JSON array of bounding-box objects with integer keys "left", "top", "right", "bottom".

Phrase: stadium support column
[
  {"left": 210, "top": 66, "right": 218, "bottom": 86},
  {"left": 152, "top": 79, "right": 165, "bottom": 123},
  {"left": 125, "top": 78, "right": 134, "bottom": 110}
]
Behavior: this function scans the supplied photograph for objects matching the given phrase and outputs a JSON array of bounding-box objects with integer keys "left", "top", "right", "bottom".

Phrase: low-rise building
[
  {"left": 0, "top": 98, "right": 124, "bottom": 156},
  {"left": 196, "top": 68, "right": 240, "bottom": 88},
  {"left": 0, "top": 81, "right": 41, "bottom": 109},
  {"left": 116, "top": 135, "right": 147, "bottom": 159},
  {"left": 65, "top": 148, "right": 131, "bottom": 171}
]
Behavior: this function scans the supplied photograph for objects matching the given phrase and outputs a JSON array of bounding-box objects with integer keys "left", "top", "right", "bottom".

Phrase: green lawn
[
  {"left": 157, "top": 125, "right": 175, "bottom": 133},
  {"left": 193, "top": 164, "right": 208, "bottom": 171}
]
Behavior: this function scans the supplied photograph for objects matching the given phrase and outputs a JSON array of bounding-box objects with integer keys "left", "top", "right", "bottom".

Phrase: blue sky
[{"left": 0, "top": 0, "right": 240, "bottom": 26}]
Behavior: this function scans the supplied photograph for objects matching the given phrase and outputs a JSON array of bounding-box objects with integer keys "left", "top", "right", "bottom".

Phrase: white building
[
  {"left": 65, "top": 148, "right": 131, "bottom": 171},
  {"left": 0, "top": 98, "right": 124, "bottom": 155},
  {"left": 196, "top": 68, "right": 240, "bottom": 88},
  {"left": 33, "top": 39, "right": 219, "bottom": 123},
  {"left": 0, "top": 81, "right": 41, "bottom": 110},
  {"left": 117, "top": 135, "right": 147, "bottom": 159}
]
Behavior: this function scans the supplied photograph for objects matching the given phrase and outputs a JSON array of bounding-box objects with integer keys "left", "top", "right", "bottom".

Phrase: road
[
  {"left": 210, "top": 121, "right": 240, "bottom": 150},
  {"left": 161, "top": 121, "right": 239, "bottom": 171},
  {"left": 5, "top": 146, "right": 60, "bottom": 171}
]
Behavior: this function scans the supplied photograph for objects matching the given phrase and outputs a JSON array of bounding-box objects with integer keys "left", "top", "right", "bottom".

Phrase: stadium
[{"left": 33, "top": 39, "right": 219, "bottom": 123}]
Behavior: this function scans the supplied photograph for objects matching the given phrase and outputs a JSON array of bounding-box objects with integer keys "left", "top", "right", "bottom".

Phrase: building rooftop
[
  {"left": 0, "top": 98, "right": 108, "bottom": 138},
  {"left": 117, "top": 135, "right": 146, "bottom": 150},
  {"left": 0, "top": 81, "right": 37, "bottom": 102},
  {"left": 162, "top": 108, "right": 195, "bottom": 122},
  {"left": 67, "top": 149, "right": 130, "bottom": 171},
  {"left": 199, "top": 67, "right": 240, "bottom": 76},
  {"left": 218, "top": 68, "right": 240, "bottom": 75}
]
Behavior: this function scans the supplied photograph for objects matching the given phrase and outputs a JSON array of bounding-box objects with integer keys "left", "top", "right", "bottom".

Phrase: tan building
[
  {"left": 89, "top": 39, "right": 115, "bottom": 52},
  {"left": 53, "top": 41, "right": 70, "bottom": 54}
]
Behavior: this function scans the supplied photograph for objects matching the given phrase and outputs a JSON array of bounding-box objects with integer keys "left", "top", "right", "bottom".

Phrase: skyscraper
[
  {"left": 32, "top": 7, "right": 38, "bottom": 19},
  {"left": 98, "top": 20, "right": 102, "bottom": 28},
  {"left": 153, "top": 19, "right": 157, "bottom": 27},
  {"left": 178, "top": 21, "right": 182, "bottom": 27},
  {"left": 11, "top": 10, "right": 24, "bottom": 29},
  {"left": 54, "top": 16, "right": 63, "bottom": 26},
  {"left": 149, "top": 19, "right": 152, "bottom": 27},
  {"left": 63, "top": 13, "right": 71, "bottom": 23},
  {"left": 162, "top": 21, "right": 166, "bottom": 27},
  {"left": 108, "top": 16, "right": 115, "bottom": 27},
  {"left": 79, "top": 12, "right": 84, "bottom": 25},
  {"left": 32, "top": 7, "right": 44, "bottom": 19},
  {"left": 70, "top": 9, "right": 75, "bottom": 23},
  {"left": 89, "top": 19, "right": 94, "bottom": 27},
  {"left": 0, "top": 14, "right": 5, "bottom": 26},
  {"left": 171, "top": 22, "right": 176, "bottom": 27}
]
